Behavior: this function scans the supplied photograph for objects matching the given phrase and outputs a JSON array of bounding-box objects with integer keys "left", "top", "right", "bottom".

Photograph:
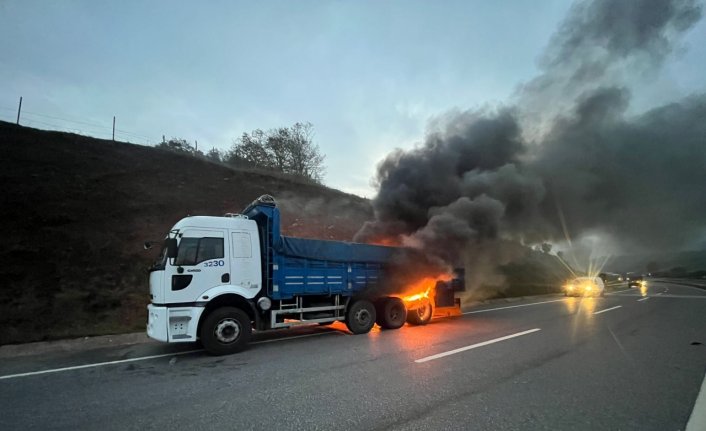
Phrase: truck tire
[
  {"left": 345, "top": 299, "right": 376, "bottom": 334},
  {"left": 200, "top": 307, "right": 252, "bottom": 355},
  {"left": 377, "top": 297, "right": 407, "bottom": 330},
  {"left": 406, "top": 302, "right": 433, "bottom": 326}
]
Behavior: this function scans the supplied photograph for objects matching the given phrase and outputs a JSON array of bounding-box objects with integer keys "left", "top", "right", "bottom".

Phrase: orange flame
[
  {"left": 401, "top": 274, "right": 452, "bottom": 303},
  {"left": 370, "top": 237, "right": 401, "bottom": 247}
]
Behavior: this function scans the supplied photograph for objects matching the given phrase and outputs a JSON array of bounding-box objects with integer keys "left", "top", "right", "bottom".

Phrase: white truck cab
[{"left": 147, "top": 215, "right": 261, "bottom": 343}]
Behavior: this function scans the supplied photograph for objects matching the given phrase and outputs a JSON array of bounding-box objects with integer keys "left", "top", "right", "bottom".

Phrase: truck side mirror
[{"left": 166, "top": 238, "right": 178, "bottom": 259}]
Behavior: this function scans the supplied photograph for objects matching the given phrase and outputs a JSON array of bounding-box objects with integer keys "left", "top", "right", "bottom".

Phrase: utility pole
[
  {"left": 162, "top": 135, "right": 165, "bottom": 144},
  {"left": 16, "top": 97, "right": 22, "bottom": 125},
  {"left": 112, "top": 116, "right": 116, "bottom": 141},
  {"left": 195, "top": 140, "right": 198, "bottom": 152}
]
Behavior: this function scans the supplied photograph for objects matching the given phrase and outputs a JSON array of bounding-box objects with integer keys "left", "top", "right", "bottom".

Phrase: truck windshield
[
  {"left": 149, "top": 241, "right": 169, "bottom": 272},
  {"left": 175, "top": 237, "right": 224, "bottom": 266}
]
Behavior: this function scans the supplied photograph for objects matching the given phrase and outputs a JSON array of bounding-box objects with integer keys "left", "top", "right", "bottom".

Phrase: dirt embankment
[{"left": 0, "top": 121, "right": 371, "bottom": 344}]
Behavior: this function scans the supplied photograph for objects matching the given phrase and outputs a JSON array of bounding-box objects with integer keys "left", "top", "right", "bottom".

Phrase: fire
[
  {"left": 402, "top": 286, "right": 432, "bottom": 303},
  {"left": 371, "top": 237, "right": 400, "bottom": 247},
  {"left": 401, "top": 274, "right": 452, "bottom": 303}
]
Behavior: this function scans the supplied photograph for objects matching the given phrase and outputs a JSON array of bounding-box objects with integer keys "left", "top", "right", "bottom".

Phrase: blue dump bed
[
  {"left": 273, "top": 236, "right": 398, "bottom": 300},
  {"left": 242, "top": 197, "right": 401, "bottom": 301}
]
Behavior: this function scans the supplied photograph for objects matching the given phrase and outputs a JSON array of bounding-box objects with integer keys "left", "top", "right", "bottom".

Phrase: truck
[{"left": 146, "top": 195, "right": 463, "bottom": 355}]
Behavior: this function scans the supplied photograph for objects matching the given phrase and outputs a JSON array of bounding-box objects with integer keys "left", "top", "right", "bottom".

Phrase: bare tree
[
  {"left": 226, "top": 122, "right": 326, "bottom": 182},
  {"left": 226, "top": 130, "right": 270, "bottom": 168},
  {"left": 287, "top": 122, "right": 325, "bottom": 182},
  {"left": 205, "top": 147, "right": 222, "bottom": 163},
  {"left": 266, "top": 127, "right": 292, "bottom": 172},
  {"left": 156, "top": 138, "right": 202, "bottom": 156}
]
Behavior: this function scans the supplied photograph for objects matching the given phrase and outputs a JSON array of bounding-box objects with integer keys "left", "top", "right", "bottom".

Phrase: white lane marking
[
  {"left": 687, "top": 371, "right": 706, "bottom": 431},
  {"left": 657, "top": 292, "right": 664, "bottom": 295},
  {"left": 594, "top": 305, "right": 622, "bottom": 315},
  {"left": 607, "top": 288, "right": 633, "bottom": 295},
  {"left": 0, "top": 331, "right": 341, "bottom": 381},
  {"left": 462, "top": 299, "right": 564, "bottom": 315},
  {"left": 414, "top": 328, "right": 541, "bottom": 363},
  {"left": 637, "top": 297, "right": 649, "bottom": 302}
]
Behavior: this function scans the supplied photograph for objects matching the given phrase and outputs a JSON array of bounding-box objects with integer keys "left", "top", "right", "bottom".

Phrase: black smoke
[{"left": 355, "top": 0, "right": 705, "bottom": 294}]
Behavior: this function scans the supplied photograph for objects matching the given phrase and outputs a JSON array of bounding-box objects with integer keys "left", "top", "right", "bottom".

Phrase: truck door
[
  {"left": 230, "top": 230, "right": 262, "bottom": 294},
  {"left": 169, "top": 229, "right": 229, "bottom": 303}
]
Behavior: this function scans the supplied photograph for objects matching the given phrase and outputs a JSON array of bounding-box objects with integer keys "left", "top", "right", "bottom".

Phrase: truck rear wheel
[
  {"left": 345, "top": 299, "right": 376, "bottom": 334},
  {"left": 406, "top": 302, "right": 433, "bottom": 325},
  {"left": 200, "top": 307, "right": 252, "bottom": 355},
  {"left": 377, "top": 298, "right": 407, "bottom": 330}
]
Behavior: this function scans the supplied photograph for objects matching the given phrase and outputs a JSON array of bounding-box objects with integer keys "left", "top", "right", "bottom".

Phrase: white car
[{"left": 563, "top": 277, "right": 605, "bottom": 297}]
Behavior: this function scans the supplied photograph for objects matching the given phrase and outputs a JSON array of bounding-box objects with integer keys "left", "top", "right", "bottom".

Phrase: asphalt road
[{"left": 1, "top": 281, "right": 705, "bottom": 430}]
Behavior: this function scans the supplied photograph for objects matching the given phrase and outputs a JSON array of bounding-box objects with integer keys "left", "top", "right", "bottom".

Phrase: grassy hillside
[
  {"left": 0, "top": 121, "right": 371, "bottom": 344},
  {"left": 460, "top": 243, "right": 574, "bottom": 302},
  {"left": 604, "top": 250, "right": 706, "bottom": 275}
]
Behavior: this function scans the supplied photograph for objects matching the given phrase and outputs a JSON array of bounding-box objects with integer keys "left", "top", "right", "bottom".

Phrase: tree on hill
[
  {"left": 156, "top": 138, "right": 203, "bottom": 157},
  {"left": 225, "top": 122, "right": 326, "bottom": 183},
  {"left": 287, "top": 122, "right": 325, "bottom": 181},
  {"left": 226, "top": 129, "right": 271, "bottom": 168},
  {"left": 205, "top": 147, "right": 223, "bottom": 163}
]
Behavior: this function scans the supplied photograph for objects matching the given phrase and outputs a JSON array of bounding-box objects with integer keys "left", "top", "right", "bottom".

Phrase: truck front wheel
[
  {"left": 200, "top": 307, "right": 252, "bottom": 355},
  {"left": 406, "top": 302, "right": 433, "bottom": 325},
  {"left": 377, "top": 298, "right": 407, "bottom": 330},
  {"left": 345, "top": 299, "right": 376, "bottom": 334}
]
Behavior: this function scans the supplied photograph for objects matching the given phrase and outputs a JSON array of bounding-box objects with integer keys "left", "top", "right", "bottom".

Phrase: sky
[{"left": 1, "top": 0, "right": 705, "bottom": 197}]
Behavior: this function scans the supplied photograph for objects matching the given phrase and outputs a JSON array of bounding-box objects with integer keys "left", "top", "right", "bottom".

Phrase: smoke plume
[{"left": 356, "top": 0, "right": 705, "bottom": 295}]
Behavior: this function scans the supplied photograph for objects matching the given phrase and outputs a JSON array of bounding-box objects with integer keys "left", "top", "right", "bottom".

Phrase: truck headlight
[{"left": 257, "top": 297, "right": 272, "bottom": 311}]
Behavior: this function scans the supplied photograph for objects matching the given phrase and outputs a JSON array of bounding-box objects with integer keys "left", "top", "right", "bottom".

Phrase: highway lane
[{"left": 0, "top": 282, "right": 704, "bottom": 430}]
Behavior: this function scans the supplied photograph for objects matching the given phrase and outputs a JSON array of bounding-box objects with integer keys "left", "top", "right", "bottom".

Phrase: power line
[
  {"left": 115, "top": 128, "right": 156, "bottom": 142},
  {"left": 21, "top": 117, "right": 111, "bottom": 137},
  {"left": 2, "top": 100, "right": 182, "bottom": 148},
  {"left": 20, "top": 110, "right": 111, "bottom": 130},
  {"left": 20, "top": 118, "right": 95, "bottom": 136}
]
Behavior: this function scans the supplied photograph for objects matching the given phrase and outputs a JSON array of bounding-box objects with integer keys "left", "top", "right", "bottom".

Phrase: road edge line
[
  {"left": 686, "top": 370, "right": 706, "bottom": 431},
  {"left": 0, "top": 331, "right": 344, "bottom": 381},
  {"left": 0, "top": 349, "right": 203, "bottom": 381}
]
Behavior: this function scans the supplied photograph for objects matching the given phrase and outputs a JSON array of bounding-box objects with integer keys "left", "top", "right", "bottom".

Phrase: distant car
[
  {"left": 563, "top": 277, "right": 605, "bottom": 297},
  {"left": 627, "top": 275, "right": 645, "bottom": 288}
]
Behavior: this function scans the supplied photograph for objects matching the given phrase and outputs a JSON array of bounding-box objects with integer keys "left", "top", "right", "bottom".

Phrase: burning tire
[
  {"left": 406, "top": 301, "right": 433, "bottom": 325},
  {"left": 200, "top": 307, "right": 252, "bottom": 355},
  {"left": 377, "top": 297, "right": 407, "bottom": 330},
  {"left": 345, "top": 299, "right": 376, "bottom": 334}
]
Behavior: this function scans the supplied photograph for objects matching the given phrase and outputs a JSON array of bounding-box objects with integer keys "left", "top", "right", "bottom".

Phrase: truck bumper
[
  {"left": 147, "top": 304, "right": 168, "bottom": 342},
  {"left": 147, "top": 304, "right": 205, "bottom": 343}
]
